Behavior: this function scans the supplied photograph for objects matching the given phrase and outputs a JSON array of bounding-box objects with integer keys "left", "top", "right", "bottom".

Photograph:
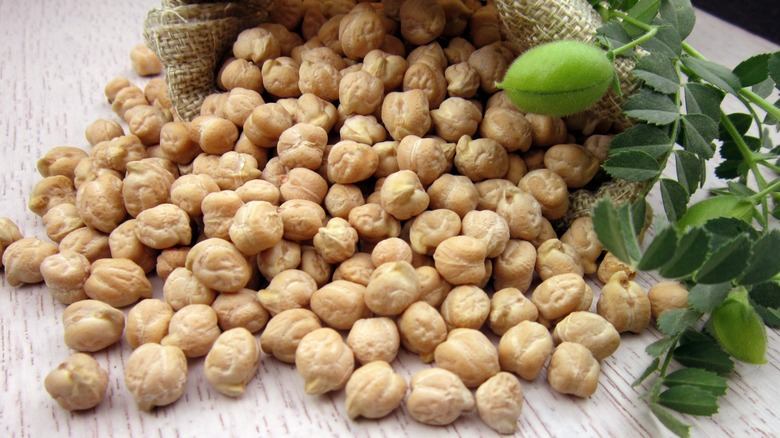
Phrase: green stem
[
  {"left": 682, "top": 42, "right": 705, "bottom": 59},
  {"left": 759, "top": 160, "right": 780, "bottom": 173},
  {"left": 740, "top": 88, "right": 780, "bottom": 121},
  {"left": 607, "top": 10, "right": 658, "bottom": 57},
  {"left": 721, "top": 111, "right": 770, "bottom": 224},
  {"left": 749, "top": 178, "right": 780, "bottom": 203}
]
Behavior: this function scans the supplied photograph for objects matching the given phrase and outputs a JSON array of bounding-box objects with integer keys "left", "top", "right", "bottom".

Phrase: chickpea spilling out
[{"left": 4, "top": 0, "right": 670, "bottom": 433}]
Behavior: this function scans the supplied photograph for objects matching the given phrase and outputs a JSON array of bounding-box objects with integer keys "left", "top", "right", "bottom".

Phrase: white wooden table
[{"left": 1, "top": 1, "right": 778, "bottom": 437}]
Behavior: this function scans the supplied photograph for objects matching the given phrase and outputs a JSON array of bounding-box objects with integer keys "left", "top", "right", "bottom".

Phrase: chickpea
[
  {"left": 553, "top": 311, "right": 621, "bottom": 361},
  {"left": 143, "top": 77, "right": 166, "bottom": 106},
  {"left": 279, "top": 168, "right": 328, "bottom": 204},
  {"left": 161, "top": 304, "right": 221, "bottom": 358},
  {"left": 130, "top": 43, "right": 162, "bottom": 76},
  {"left": 339, "top": 6, "right": 385, "bottom": 58},
  {"left": 489, "top": 288, "right": 539, "bottom": 336},
  {"left": 200, "top": 92, "right": 228, "bottom": 117},
  {"left": 229, "top": 201, "right": 284, "bottom": 256},
  {"left": 312, "top": 217, "right": 358, "bottom": 264},
  {"left": 503, "top": 153, "right": 528, "bottom": 185},
  {"left": 186, "top": 238, "right": 252, "bottom": 293},
  {"left": 344, "top": 360, "right": 406, "bottom": 421},
  {"left": 429, "top": 97, "right": 481, "bottom": 142},
  {"left": 58, "top": 227, "right": 111, "bottom": 263},
  {"left": 369, "top": 237, "right": 411, "bottom": 268},
  {"left": 133, "top": 203, "right": 192, "bottom": 250},
  {"left": 648, "top": 281, "right": 689, "bottom": 320},
  {"left": 332, "top": 252, "right": 374, "bottom": 287},
  {"left": 310, "top": 280, "right": 371, "bottom": 330},
  {"left": 372, "top": 141, "right": 400, "bottom": 179},
  {"left": 495, "top": 186, "right": 543, "bottom": 241},
  {"left": 233, "top": 27, "right": 280, "bottom": 64},
  {"left": 236, "top": 179, "right": 281, "bottom": 205},
  {"left": 189, "top": 115, "right": 240, "bottom": 156},
  {"left": 40, "top": 251, "right": 90, "bottom": 305},
  {"left": 560, "top": 216, "right": 603, "bottom": 275},
  {"left": 261, "top": 57, "right": 301, "bottom": 98},
  {"left": 211, "top": 289, "right": 269, "bottom": 333},
  {"left": 44, "top": 353, "right": 109, "bottom": 411},
  {"left": 294, "top": 93, "right": 338, "bottom": 132},
  {"left": 381, "top": 90, "right": 431, "bottom": 141},
  {"left": 597, "top": 271, "right": 651, "bottom": 333},
  {"left": 260, "top": 308, "right": 321, "bottom": 363},
  {"left": 402, "top": 61, "right": 447, "bottom": 109},
  {"left": 517, "top": 169, "right": 570, "bottom": 222},
  {"left": 122, "top": 160, "right": 175, "bottom": 218},
  {"left": 41, "top": 203, "right": 82, "bottom": 243},
  {"left": 439, "top": 285, "right": 490, "bottom": 330},
  {"left": 162, "top": 267, "right": 216, "bottom": 311},
  {"left": 339, "top": 115, "right": 387, "bottom": 145},
  {"left": 393, "top": 302, "right": 447, "bottom": 365},
  {"left": 442, "top": 37, "right": 474, "bottom": 64},
  {"left": 399, "top": 0, "right": 444, "bottom": 45},
  {"left": 295, "top": 327, "right": 355, "bottom": 395},
  {"left": 204, "top": 328, "right": 260, "bottom": 397},
  {"left": 124, "top": 343, "right": 188, "bottom": 411},
  {"left": 326, "top": 140, "right": 379, "bottom": 184},
  {"left": 83, "top": 258, "right": 152, "bottom": 308},
  {"left": 365, "top": 261, "right": 419, "bottom": 316},
  {"left": 425, "top": 175, "right": 478, "bottom": 220},
  {"left": 37, "top": 146, "right": 89, "bottom": 181},
  {"left": 257, "top": 269, "right": 317, "bottom": 316},
  {"left": 497, "top": 320, "right": 552, "bottom": 381},
  {"left": 257, "top": 239, "right": 301, "bottom": 281},
  {"left": 125, "top": 105, "right": 169, "bottom": 146},
  {"left": 459, "top": 210, "right": 509, "bottom": 259},
  {"left": 276, "top": 123, "right": 328, "bottom": 170},
  {"left": 168, "top": 174, "right": 218, "bottom": 217},
  {"left": 475, "top": 372, "right": 524, "bottom": 435},
  {"left": 469, "top": 4, "right": 501, "bottom": 47},
  {"left": 0, "top": 217, "right": 23, "bottom": 266},
  {"left": 108, "top": 220, "right": 158, "bottom": 274},
  {"left": 156, "top": 247, "right": 189, "bottom": 282},
  {"left": 243, "top": 103, "right": 294, "bottom": 148},
  {"left": 544, "top": 143, "right": 600, "bottom": 188},
  {"left": 217, "top": 57, "right": 263, "bottom": 93},
  {"left": 125, "top": 298, "right": 174, "bottom": 349},
  {"left": 3, "top": 238, "right": 59, "bottom": 287},
  {"left": 259, "top": 22, "right": 301, "bottom": 55},
  {"left": 348, "top": 203, "right": 401, "bottom": 244},
  {"left": 454, "top": 136, "right": 509, "bottom": 182},
  {"left": 346, "top": 317, "right": 400, "bottom": 365},
  {"left": 201, "top": 190, "right": 244, "bottom": 240},
  {"left": 158, "top": 122, "right": 198, "bottom": 165},
  {"left": 535, "top": 238, "right": 585, "bottom": 281},
  {"left": 413, "top": 266, "right": 450, "bottom": 308},
  {"left": 531, "top": 273, "right": 594, "bottom": 322},
  {"left": 409, "top": 209, "right": 461, "bottom": 256},
  {"left": 597, "top": 251, "right": 637, "bottom": 284},
  {"left": 74, "top": 173, "right": 125, "bottom": 234},
  {"left": 104, "top": 76, "right": 131, "bottom": 103},
  {"left": 339, "top": 70, "right": 385, "bottom": 118},
  {"left": 467, "top": 43, "right": 508, "bottom": 94},
  {"left": 362, "top": 49, "right": 408, "bottom": 91},
  {"left": 298, "top": 59, "right": 341, "bottom": 101},
  {"left": 378, "top": 170, "right": 429, "bottom": 220},
  {"left": 395, "top": 135, "right": 448, "bottom": 186},
  {"left": 62, "top": 299, "right": 125, "bottom": 352},
  {"left": 324, "top": 183, "right": 364, "bottom": 219},
  {"left": 277, "top": 199, "right": 326, "bottom": 241},
  {"left": 525, "top": 113, "right": 568, "bottom": 147},
  {"left": 433, "top": 235, "right": 487, "bottom": 285},
  {"left": 434, "top": 328, "right": 500, "bottom": 388},
  {"left": 112, "top": 86, "right": 148, "bottom": 119},
  {"left": 547, "top": 342, "right": 600, "bottom": 397},
  {"left": 407, "top": 367, "right": 474, "bottom": 426},
  {"left": 28, "top": 175, "right": 76, "bottom": 217}
]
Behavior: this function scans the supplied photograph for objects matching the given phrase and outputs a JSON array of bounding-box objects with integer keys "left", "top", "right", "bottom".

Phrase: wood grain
[{"left": 1, "top": 2, "right": 778, "bottom": 437}]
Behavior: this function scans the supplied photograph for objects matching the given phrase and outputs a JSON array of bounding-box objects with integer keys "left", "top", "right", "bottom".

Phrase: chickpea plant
[{"left": 498, "top": 0, "right": 780, "bottom": 436}]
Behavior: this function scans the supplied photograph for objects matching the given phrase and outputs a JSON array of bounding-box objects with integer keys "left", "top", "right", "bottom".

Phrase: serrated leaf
[
  {"left": 624, "top": 89, "right": 680, "bottom": 125},
  {"left": 680, "top": 114, "right": 718, "bottom": 159},
  {"left": 635, "top": 53, "right": 681, "bottom": 94},
  {"left": 769, "top": 52, "right": 780, "bottom": 86},
  {"left": 679, "top": 328, "right": 712, "bottom": 345},
  {"left": 597, "top": 21, "right": 635, "bottom": 54},
  {"left": 677, "top": 195, "right": 754, "bottom": 229},
  {"left": 694, "top": 233, "right": 751, "bottom": 284},
  {"left": 604, "top": 150, "right": 662, "bottom": 182},
  {"left": 752, "top": 77, "right": 775, "bottom": 98},
  {"left": 658, "top": 385, "right": 719, "bottom": 416},
  {"left": 650, "top": 403, "right": 691, "bottom": 438},
  {"left": 623, "top": 0, "right": 662, "bottom": 36},
  {"left": 703, "top": 217, "right": 758, "bottom": 249},
  {"left": 592, "top": 198, "right": 642, "bottom": 265},
  {"left": 739, "top": 229, "right": 780, "bottom": 285},
  {"left": 657, "top": 308, "right": 703, "bottom": 336},
  {"left": 725, "top": 181, "right": 758, "bottom": 198},
  {"left": 710, "top": 289, "right": 768, "bottom": 364},
  {"left": 659, "top": 227, "right": 709, "bottom": 279},
  {"left": 664, "top": 368, "right": 728, "bottom": 396},
  {"left": 682, "top": 56, "right": 742, "bottom": 95},
  {"left": 660, "top": 178, "right": 688, "bottom": 222},
  {"left": 684, "top": 83, "right": 725, "bottom": 123},
  {"left": 631, "top": 198, "right": 648, "bottom": 236},
  {"left": 673, "top": 340, "right": 734, "bottom": 374},
  {"left": 749, "top": 282, "right": 780, "bottom": 329},
  {"left": 733, "top": 53, "right": 770, "bottom": 87},
  {"left": 609, "top": 124, "right": 673, "bottom": 158},
  {"left": 674, "top": 150, "right": 704, "bottom": 194},
  {"left": 688, "top": 282, "right": 732, "bottom": 313},
  {"left": 646, "top": 336, "right": 678, "bottom": 358},
  {"left": 633, "top": 357, "right": 661, "bottom": 386},
  {"left": 642, "top": 22, "right": 683, "bottom": 59},
  {"left": 719, "top": 113, "right": 754, "bottom": 138},
  {"left": 659, "top": 0, "right": 695, "bottom": 40},
  {"left": 637, "top": 226, "right": 678, "bottom": 270}
]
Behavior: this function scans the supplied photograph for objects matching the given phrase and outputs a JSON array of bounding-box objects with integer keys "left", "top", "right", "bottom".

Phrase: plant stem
[
  {"left": 749, "top": 178, "right": 780, "bottom": 203},
  {"left": 740, "top": 89, "right": 780, "bottom": 121}
]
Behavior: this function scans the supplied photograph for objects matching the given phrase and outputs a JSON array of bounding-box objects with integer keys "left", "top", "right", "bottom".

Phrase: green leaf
[
  {"left": 658, "top": 385, "right": 719, "bottom": 416},
  {"left": 597, "top": 21, "right": 635, "bottom": 54},
  {"left": 682, "top": 56, "right": 742, "bottom": 95},
  {"left": 738, "top": 229, "right": 780, "bottom": 285},
  {"left": 719, "top": 113, "right": 754, "bottom": 138},
  {"left": 641, "top": 21, "right": 682, "bottom": 59},
  {"left": 650, "top": 403, "right": 691, "bottom": 438},
  {"left": 688, "top": 282, "right": 733, "bottom": 313},
  {"left": 673, "top": 340, "right": 734, "bottom": 374},
  {"left": 693, "top": 233, "right": 751, "bottom": 284},
  {"left": 657, "top": 308, "right": 702, "bottom": 336},
  {"left": 624, "top": 89, "right": 680, "bottom": 125},
  {"left": 631, "top": 197, "right": 648, "bottom": 236},
  {"left": 768, "top": 52, "right": 780, "bottom": 86},
  {"left": 659, "top": 227, "right": 710, "bottom": 279},
  {"left": 680, "top": 114, "right": 718, "bottom": 159},
  {"left": 684, "top": 83, "right": 725, "bottom": 123},
  {"left": 623, "top": 0, "right": 662, "bottom": 36},
  {"left": 674, "top": 150, "right": 704, "bottom": 194},
  {"left": 592, "top": 198, "right": 642, "bottom": 265},
  {"left": 633, "top": 357, "right": 661, "bottom": 386},
  {"left": 604, "top": 150, "right": 662, "bottom": 182},
  {"left": 609, "top": 124, "right": 673, "bottom": 158},
  {"left": 676, "top": 195, "right": 754, "bottom": 229},
  {"left": 634, "top": 53, "right": 681, "bottom": 94},
  {"left": 664, "top": 368, "right": 728, "bottom": 396},
  {"left": 733, "top": 53, "right": 770, "bottom": 87},
  {"left": 749, "top": 282, "right": 780, "bottom": 328},
  {"left": 637, "top": 226, "right": 678, "bottom": 270},
  {"left": 660, "top": 178, "right": 689, "bottom": 222},
  {"left": 659, "top": 0, "right": 695, "bottom": 39},
  {"left": 752, "top": 77, "right": 775, "bottom": 99},
  {"left": 710, "top": 289, "right": 768, "bottom": 364},
  {"left": 679, "top": 328, "right": 712, "bottom": 345},
  {"left": 647, "top": 336, "right": 679, "bottom": 357}
]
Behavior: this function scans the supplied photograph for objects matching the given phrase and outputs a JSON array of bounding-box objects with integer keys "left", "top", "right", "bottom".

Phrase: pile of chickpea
[{"left": 0, "top": 0, "right": 693, "bottom": 434}]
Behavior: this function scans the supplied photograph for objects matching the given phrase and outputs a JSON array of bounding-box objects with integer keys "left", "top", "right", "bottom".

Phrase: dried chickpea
[
  {"left": 467, "top": 43, "right": 508, "bottom": 94},
  {"left": 0, "top": 217, "right": 24, "bottom": 266},
  {"left": 326, "top": 140, "right": 379, "bottom": 184},
  {"left": 497, "top": 320, "right": 553, "bottom": 381},
  {"left": 122, "top": 160, "right": 175, "bottom": 218},
  {"left": 531, "top": 273, "right": 594, "bottom": 322},
  {"left": 75, "top": 173, "right": 126, "bottom": 234},
  {"left": 186, "top": 238, "right": 252, "bottom": 293},
  {"left": 460, "top": 210, "right": 509, "bottom": 259},
  {"left": 293, "top": 93, "right": 338, "bottom": 132},
  {"left": 517, "top": 169, "right": 569, "bottom": 222},
  {"left": 201, "top": 190, "right": 244, "bottom": 240},
  {"left": 124, "top": 343, "right": 187, "bottom": 411},
  {"left": 221, "top": 87, "right": 265, "bottom": 127},
  {"left": 396, "top": 135, "right": 448, "bottom": 186},
  {"left": 190, "top": 115, "right": 240, "bottom": 155},
  {"left": 332, "top": 252, "right": 374, "bottom": 286},
  {"left": 403, "top": 61, "right": 447, "bottom": 109},
  {"left": 83, "top": 258, "right": 152, "bottom": 308},
  {"left": 597, "top": 271, "right": 651, "bottom": 333},
  {"left": 257, "top": 239, "right": 301, "bottom": 281},
  {"left": 260, "top": 308, "right": 321, "bottom": 363},
  {"left": 407, "top": 367, "right": 475, "bottom": 426},
  {"left": 3, "top": 238, "right": 59, "bottom": 287},
  {"left": 503, "top": 153, "right": 528, "bottom": 185},
  {"left": 346, "top": 317, "right": 400, "bottom": 365},
  {"left": 489, "top": 288, "right": 539, "bottom": 336},
  {"left": 204, "top": 327, "right": 260, "bottom": 397},
  {"left": 243, "top": 103, "right": 294, "bottom": 148},
  {"left": 125, "top": 298, "right": 174, "bottom": 349},
  {"left": 236, "top": 179, "right": 281, "bottom": 205},
  {"left": 108, "top": 220, "right": 157, "bottom": 274},
  {"left": 218, "top": 57, "right": 263, "bottom": 92},
  {"left": 339, "top": 115, "right": 387, "bottom": 145},
  {"left": 379, "top": 170, "right": 429, "bottom": 220},
  {"left": 312, "top": 217, "right": 358, "bottom": 264},
  {"left": 259, "top": 21, "right": 301, "bottom": 55},
  {"left": 371, "top": 237, "right": 412, "bottom": 267},
  {"left": 143, "top": 77, "right": 166, "bottom": 105},
  {"left": 560, "top": 216, "right": 604, "bottom": 275},
  {"left": 430, "top": 97, "right": 482, "bottom": 142},
  {"left": 316, "top": 14, "right": 345, "bottom": 55},
  {"left": 396, "top": 301, "right": 446, "bottom": 363},
  {"left": 339, "top": 7, "right": 385, "bottom": 59},
  {"left": 130, "top": 43, "right": 162, "bottom": 76},
  {"left": 133, "top": 203, "right": 192, "bottom": 250},
  {"left": 112, "top": 86, "right": 148, "bottom": 119},
  {"left": 200, "top": 92, "right": 228, "bottom": 117},
  {"left": 372, "top": 141, "right": 399, "bottom": 178},
  {"left": 310, "top": 280, "right": 371, "bottom": 330},
  {"left": 161, "top": 304, "right": 221, "bottom": 358},
  {"left": 361, "top": 49, "right": 408, "bottom": 91},
  {"left": 469, "top": 4, "right": 501, "bottom": 47},
  {"left": 28, "top": 175, "right": 76, "bottom": 217},
  {"left": 156, "top": 247, "right": 190, "bottom": 282},
  {"left": 277, "top": 199, "right": 326, "bottom": 241},
  {"left": 298, "top": 60, "right": 341, "bottom": 101},
  {"left": 233, "top": 27, "right": 280, "bottom": 64},
  {"left": 345, "top": 360, "right": 406, "bottom": 420},
  {"left": 443, "top": 37, "right": 475, "bottom": 64},
  {"left": 58, "top": 227, "right": 111, "bottom": 263},
  {"left": 261, "top": 57, "right": 301, "bottom": 98},
  {"left": 544, "top": 143, "right": 600, "bottom": 188},
  {"left": 475, "top": 372, "right": 524, "bottom": 435},
  {"left": 525, "top": 114, "right": 568, "bottom": 147},
  {"left": 211, "top": 289, "right": 269, "bottom": 333},
  {"left": 597, "top": 251, "right": 637, "bottom": 283},
  {"left": 62, "top": 299, "right": 124, "bottom": 352},
  {"left": 648, "top": 281, "right": 689, "bottom": 320},
  {"left": 276, "top": 123, "right": 328, "bottom": 170},
  {"left": 399, "top": 0, "right": 444, "bottom": 45},
  {"left": 381, "top": 90, "right": 431, "bottom": 141},
  {"left": 444, "top": 62, "right": 480, "bottom": 99},
  {"left": 408, "top": 209, "right": 461, "bottom": 256},
  {"left": 535, "top": 239, "right": 585, "bottom": 281},
  {"left": 547, "top": 342, "right": 600, "bottom": 398},
  {"left": 348, "top": 202, "right": 401, "bottom": 244},
  {"left": 496, "top": 186, "right": 543, "bottom": 241},
  {"left": 104, "top": 76, "right": 131, "bottom": 103},
  {"left": 159, "top": 122, "right": 199, "bottom": 165},
  {"left": 434, "top": 328, "right": 500, "bottom": 388},
  {"left": 340, "top": 71, "right": 384, "bottom": 118},
  {"left": 125, "top": 105, "right": 169, "bottom": 146},
  {"left": 37, "top": 146, "right": 89, "bottom": 180},
  {"left": 295, "top": 327, "right": 355, "bottom": 395},
  {"left": 553, "top": 311, "right": 621, "bottom": 361},
  {"left": 324, "top": 183, "right": 364, "bottom": 219},
  {"left": 40, "top": 251, "right": 90, "bottom": 305},
  {"left": 426, "top": 174, "right": 479, "bottom": 219},
  {"left": 433, "top": 235, "right": 487, "bottom": 285},
  {"left": 169, "top": 174, "right": 219, "bottom": 217},
  {"left": 228, "top": 201, "right": 284, "bottom": 256},
  {"left": 279, "top": 168, "right": 328, "bottom": 204},
  {"left": 454, "top": 136, "right": 509, "bottom": 182},
  {"left": 440, "top": 285, "right": 490, "bottom": 330},
  {"left": 414, "top": 265, "right": 451, "bottom": 308},
  {"left": 365, "top": 261, "right": 420, "bottom": 316},
  {"left": 44, "top": 353, "right": 109, "bottom": 411},
  {"left": 257, "top": 269, "right": 317, "bottom": 315},
  {"left": 163, "top": 267, "right": 216, "bottom": 311}
]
